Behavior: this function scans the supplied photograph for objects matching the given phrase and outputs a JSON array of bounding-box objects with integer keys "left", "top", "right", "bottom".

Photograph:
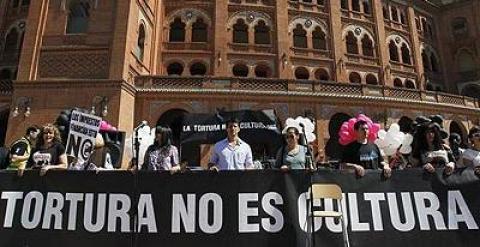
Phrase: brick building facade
[{"left": 0, "top": 0, "right": 479, "bottom": 166}]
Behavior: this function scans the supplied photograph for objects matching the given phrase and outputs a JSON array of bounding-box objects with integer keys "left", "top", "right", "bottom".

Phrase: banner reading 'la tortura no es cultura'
[{"left": 0, "top": 169, "right": 480, "bottom": 247}]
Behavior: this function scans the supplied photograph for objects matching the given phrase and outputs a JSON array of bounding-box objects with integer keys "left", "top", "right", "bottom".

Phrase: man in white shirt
[{"left": 209, "top": 118, "right": 253, "bottom": 170}]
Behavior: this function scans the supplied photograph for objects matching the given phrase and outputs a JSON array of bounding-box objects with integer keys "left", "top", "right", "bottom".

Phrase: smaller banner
[{"left": 65, "top": 110, "right": 102, "bottom": 163}]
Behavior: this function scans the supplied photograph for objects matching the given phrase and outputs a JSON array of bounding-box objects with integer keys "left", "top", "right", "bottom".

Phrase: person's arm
[
  {"left": 376, "top": 146, "right": 391, "bottom": 178},
  {"left": 244, "top": 145, "right": 254, "bottom": 169},
  {"left": 170, "top": 146, "right": 181, "bottom": 172},
  {"left": 443, "top": 145, "right": 455, "bottom": 175},
  {"left": 209, "top": 145, "right": 219, "bottom": 170}
]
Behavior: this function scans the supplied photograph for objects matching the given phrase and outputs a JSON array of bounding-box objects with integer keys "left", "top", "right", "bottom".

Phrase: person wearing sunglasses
[
  {"left": 275, "top": 126, "right": 308, "bottom": 170},
  {"left": 412, "top": 122, "right": 455, "bottom": 175},
  {"left": 457, "top": 126, "right": 480, "bottom": 175},
  {"left": 341, "top": 120, "right": 391, "bottom": 178}
]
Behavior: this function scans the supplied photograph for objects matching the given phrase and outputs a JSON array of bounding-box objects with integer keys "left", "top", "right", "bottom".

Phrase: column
[
  {"left": 213, "top": 0, "right": 228, "bottom": 76},
  {"left": 329, "top": 0, "right": 347, "bottom": 82}
]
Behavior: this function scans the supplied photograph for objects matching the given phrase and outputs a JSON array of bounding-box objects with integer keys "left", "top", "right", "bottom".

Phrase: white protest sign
[{"left": 65, "top": 110, "right": 102, "bottom": 164}]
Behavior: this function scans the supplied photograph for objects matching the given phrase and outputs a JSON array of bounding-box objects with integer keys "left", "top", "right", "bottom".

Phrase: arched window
[
  {"left": 295, "top": 67, "right": 310, "bottom": 80},
  {"left": 430, "top": 54, "right": 438, "bottom": 72},
  {"left": 341, "top": 0, "right": 348, "bottom": 9},
  {"left": 400, "top": 12, "right": 406, "bottom": 24},
  {"left": 391, "top": 7, "right": 398, "bottom": 22},
  {"left": 232, "top": 64, "right": 249, "bottom": 77},
  {"left": 461, "top": 85, "right": 480, "bottom": 99},
  {"left": 382, "top": 6, "right": 389, "bottom": 20},
  {"left": 312, "top": 27, "right": 326, "bottom": 50},
  {"left": 190, "top": 62, "right": 207, "bottom": 76},
  {"left": 167, "top": 62, "right": 184, "bottom": 76},
  {"left": 405, "top": 80, "right": 415, "bottom": 89},
  {"left": 233, "top": 19, "right": 248, "bottom": 43},
  {"left": 0, "top": 69, "right": 11, "bottom": 80},
  {"left": 346, "top": 31, "right": 358, "bottom": 54},
  {"left": 314, "top": 68, "right": 329, "bottom": 81},
  {"left": 254, "top": 20, "right": 270, "bottom": 45},
  {"left": 452, "top": 17, "right": 468, "bottom": 37},
  {"left": 393, "top": 78, "right": 403, "bottom": 87},
  {"left": 365, "top": 74, "right": 378, "bottom": 85},
  {"left": 192, "top": 18, "right": 207, "bottom": 42},
  {"left": 457, "top": 51, "right": 476, "bottom": 81},
  {"left": 422, "top": 51, "right": 431, "bottom": 72},
  {"left": 457, "top": 51, "right": 476, "bottom": 73},
  {"left": 293, "top": 24, "right": 307, "bottom": 48},
  {"left": 4, "top": 29, "right": 19, "bottom": 51},
  {"left": 352, "top": 0, "right": 360, "bottom": 12},
  {"left": 361, "top": 35, "right": 374, "bottom": 57},
  {"left": 136, "top": 24, "right": 146, "bottom": 61},
  {"left": 66, "top": 0, "right": 91, "bottom": 34},
  {"left": 254, "top": 64, "right": 271, "bottom": 78},
  {"left": 169, "top": 18, "right": 186, "bottom": 42},
  {"left": 401, "top": 43, "right": 411, "bottom": 65},
  {"left": 363, "top": 1, "right": 371, "bottom": 14},
  {"left": 349, "top": 72, "right": 361, "bottom": 84},
  {"left": 389, "top": 40, "right": 399, "bottom": 62}
]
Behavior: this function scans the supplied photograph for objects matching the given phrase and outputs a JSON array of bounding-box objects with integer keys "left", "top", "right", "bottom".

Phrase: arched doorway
[
  {"left": 156, "top": 109, "right": 189, "bottom": 147},
  {"left": 325, "top": 113, "right": 351, "bottom": 161}
]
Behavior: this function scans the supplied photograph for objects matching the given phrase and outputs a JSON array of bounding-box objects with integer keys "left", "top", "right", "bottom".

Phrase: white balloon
[
  {"left": 377, "top": 130, "right": 387, "bottom": 139},
  {"left": 284, "top": 116, "right": 316, "bottom": 142},
  {"left": 376, "top": 123, "right": 412, "bottom": 156}
]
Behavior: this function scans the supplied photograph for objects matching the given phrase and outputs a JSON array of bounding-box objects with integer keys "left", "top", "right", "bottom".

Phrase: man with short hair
[
  {"left": 8, "top": 126, "right": 39, "bottom": 176},
  {"left": 209, "top": 118, "right": 253, "bottom": 170},
  {"left": 341, "top": 120, "right": 391, "bottom": 178}
]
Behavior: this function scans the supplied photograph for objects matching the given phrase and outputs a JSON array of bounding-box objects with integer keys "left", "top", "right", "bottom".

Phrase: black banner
[
  {"left": 180, "top": 109, "right": 283, "bottom": 165},
  {"left": 1, "top": 169, "right": 480, "bottom": 247}
]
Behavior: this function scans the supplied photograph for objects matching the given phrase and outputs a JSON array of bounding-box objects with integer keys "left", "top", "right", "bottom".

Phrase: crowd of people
[{"left": 1, "top": 116, "right": 480, "bottom": 178}]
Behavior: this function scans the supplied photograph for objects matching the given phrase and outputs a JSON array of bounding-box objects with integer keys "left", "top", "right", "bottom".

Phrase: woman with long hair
[
  {"left": 412, "top": 122, "right": 455, "bottom": 175},
  {"left": 142, "top": 126, "right": 180, "bottom": 171},
  {"left": 275, "top": 126, "right": 308, "bottom": 170},
  {"left": 28, "top": 123, "right": 67, "bottom": 175}
]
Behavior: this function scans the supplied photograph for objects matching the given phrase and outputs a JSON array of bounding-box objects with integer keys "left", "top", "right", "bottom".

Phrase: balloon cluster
[
  {"left": 283, "top": 116, "right": 316, "bottom": 142},
  {"left": 123, "top": 122, "right": 155, "bottom": 167},
  {"left": 338, "top": 114, "right": 380, "bottom": 146},
  {"left": 100, "top": 120, "right": 117, "bottom": 132},
  {"left": 375, "top": 123, "right": 413, "bottom": 156}
]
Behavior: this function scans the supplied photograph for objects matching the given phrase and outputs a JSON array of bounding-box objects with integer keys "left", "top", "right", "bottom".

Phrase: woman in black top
[
  {"left": 29, "top": 123, "right": 67, "bottom": 175},
  {"left": 412, "top": 122, "right": 455, "bottom": 175}
]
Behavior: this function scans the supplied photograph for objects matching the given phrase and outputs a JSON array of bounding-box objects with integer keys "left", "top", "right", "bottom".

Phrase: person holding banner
[
  {"left": 209, "top": 118, "right": 254, "bottom": 171},
  {"left": 28, "top": 124, "right": 67, "bottom": 175},
  {"left": 275, "top": 126, "right": 308, "bottom": 170},
  {"left": 142, "top": 126, "right": 180, "bottom": 171},
  {"left": 341, "top": 120, "right": 392, "bottom": 178},
  {"left": 457, "top": 126, "right": 480, "bottom": 175},
  {"left": 412, "top": 122, "right": 455, "bottom": 175},
  {"left": 7, "top": 126, "right": 39, "bottom": 176}
]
